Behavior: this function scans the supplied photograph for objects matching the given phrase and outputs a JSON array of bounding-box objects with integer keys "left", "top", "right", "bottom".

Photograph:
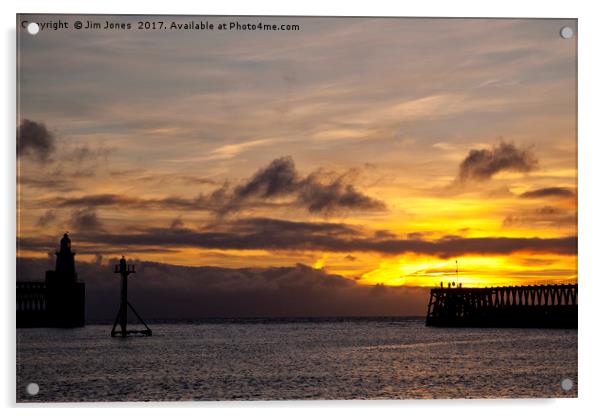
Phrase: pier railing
[
  {"left": 17, "top": 282, "right": 47, "bottom": 313},
  {"left": 17, "top": 282, "right": 48, "bottom": 327},
  {"left": 16, "top": 280, "right": 85, "bottom": 328}
]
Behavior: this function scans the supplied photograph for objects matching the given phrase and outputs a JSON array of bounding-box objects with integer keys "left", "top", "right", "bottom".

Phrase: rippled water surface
[{"left": 17, "top": 319, "right": 577, "bottom": 401}]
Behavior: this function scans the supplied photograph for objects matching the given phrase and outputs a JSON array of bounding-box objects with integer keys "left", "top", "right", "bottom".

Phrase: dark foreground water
[{"left": 16, "top": 318, "right": 577, "bottom": 401}]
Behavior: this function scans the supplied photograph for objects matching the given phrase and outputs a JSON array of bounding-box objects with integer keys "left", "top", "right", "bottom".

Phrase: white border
[{"left": 3, "top": 1, "right": 601, "bottom": 415}]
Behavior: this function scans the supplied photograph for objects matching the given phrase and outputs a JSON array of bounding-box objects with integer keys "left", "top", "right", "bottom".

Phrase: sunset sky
[{"left": 17, "top": 16, "right": 577, "bottom": 290}]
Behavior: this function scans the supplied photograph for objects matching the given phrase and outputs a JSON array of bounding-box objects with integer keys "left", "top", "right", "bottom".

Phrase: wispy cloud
[{"left": 208, "top": 138, "right": 279, "bottom": 160}]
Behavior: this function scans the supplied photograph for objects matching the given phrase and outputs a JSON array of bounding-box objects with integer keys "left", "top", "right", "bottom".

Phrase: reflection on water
[{"left": 17, "top": 318, "right": 577, "bottom": 401}]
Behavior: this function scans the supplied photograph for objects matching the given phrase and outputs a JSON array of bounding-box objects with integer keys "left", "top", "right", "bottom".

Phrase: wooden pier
[{"left": 426, "top": 284, "right": 577, "bottom": 328}]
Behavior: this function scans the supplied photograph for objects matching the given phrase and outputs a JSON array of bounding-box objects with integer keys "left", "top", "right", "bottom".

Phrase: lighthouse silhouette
[{"left": 44, "top": 233, "right": 85, "bottom": 327}]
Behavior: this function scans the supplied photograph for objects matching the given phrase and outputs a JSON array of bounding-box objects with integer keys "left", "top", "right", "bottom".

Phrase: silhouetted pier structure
[
  {"left": 110, "top": 257, "right": 152, "bottom": 337},
  {"left": 17, "top": 233, "right": 85, "bottom": 327},
  {"left": 426, "top": 284, "right": 577, "bottom": 328}
]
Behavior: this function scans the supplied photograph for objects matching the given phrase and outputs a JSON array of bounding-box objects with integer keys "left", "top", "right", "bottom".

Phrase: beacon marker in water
[{"left": 110, "top": 257, "right": 152, "bottom": 337}]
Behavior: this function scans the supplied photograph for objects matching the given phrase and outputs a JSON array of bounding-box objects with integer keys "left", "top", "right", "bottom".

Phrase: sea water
[{"left": 16, "top": 318, "right": 577, "bottom": 401}]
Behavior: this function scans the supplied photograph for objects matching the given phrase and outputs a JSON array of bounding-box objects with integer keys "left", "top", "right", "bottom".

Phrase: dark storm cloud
[
  {"left": 535, "top": 206, "right": 564, "bottom": 216},
  {"left": 227, "top": 217, "right": 358, "bottom": 237},
  {"left": 17, "top": 119, "right": 56, "bottom": 161},
  {"left": 170, "top": 217, "right": 185, "bottom": 229},
  {"left": 17, "top": 235, "right": 184, "bottom": 256},
  {"left": 519, "top": 187, "right": 575, "bottom": 199},
  {"left": 65, "top": 144, "right": 112, "bottom": 163},
  {"left": 234, "top": 157, "right": 298, "bottom": 200},
  {"left": 131, "top": 173, "right": 218, "bottom": 186},
  {"left": 53, "top": 193, "right": 209, "bottom": 210},
  {"left": 297, "top": 173, "right": 386, "bottom": 214},
  {"left": 61, "top": 216, "right": 576, "bottom": 258},
  {"left": 57, "top": 194, "right": 143, "bottom": 208},
  {"left": 224, "top": 157, "right": 385, "bottom": 215},
  {"left": 36, "top": 210, "right": 57, "bottom": 227},
  {"left": 19, "top": 176, "right": 79, "bottom": 192},
  {"left": 17, "top": 236, "right": 57, "bottom": 253},
  {"left": 502, "top": 205, "right": 577, "bottom": 228},
  {"left": 406, "top": 232, "right": 430, "bottom": 240},
  {"left": 70, "top": 208, "right": 104, "bottom": 231},
  {"left": 458, "top": 141, "right": 537, "bottom": 181},
  {"left": 17, "top": 257, "right": 430, "bottom": 319},
  {"left": 43, "top": 157, "right": 385, "bottom": 216},
  {"left": 176, "top": 175, "right": 219, "bottom": 186}
]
